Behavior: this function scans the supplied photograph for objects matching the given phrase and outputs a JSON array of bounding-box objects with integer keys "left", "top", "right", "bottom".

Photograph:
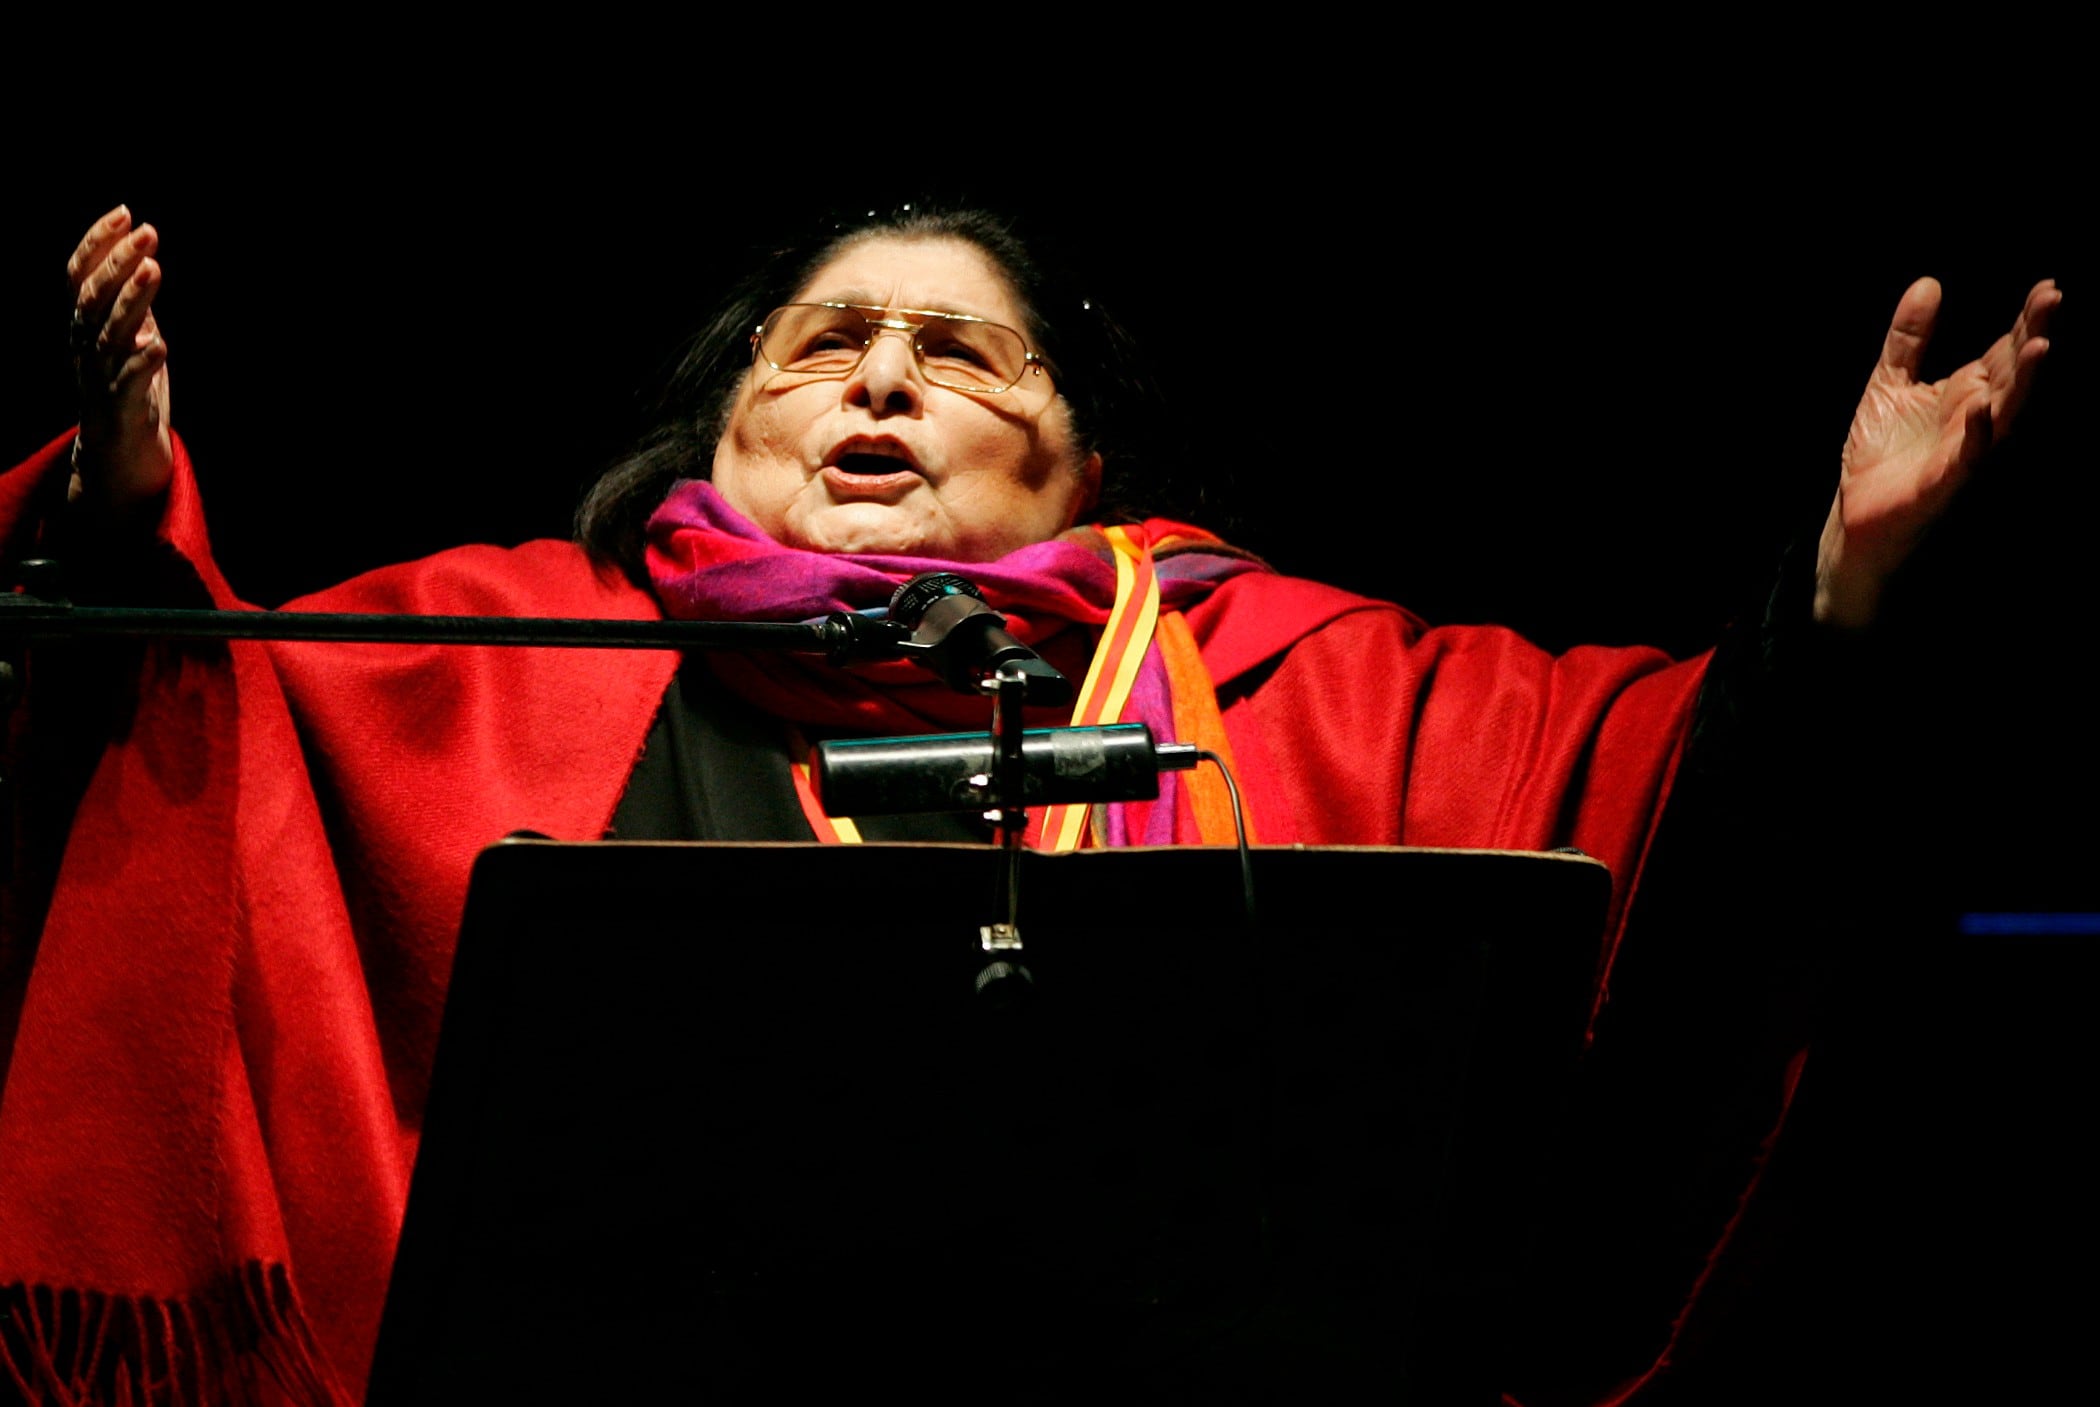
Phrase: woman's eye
[
  {"left": 921, "top": 334, "right": 989, "bottom": 367},
  {"left": 790, "top": 327, "right": 865, "bottom": 365}
]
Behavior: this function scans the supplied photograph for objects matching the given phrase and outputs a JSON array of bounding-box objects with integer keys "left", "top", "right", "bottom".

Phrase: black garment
[{"left": 610, "top": 656, "right": 988, "bottom": 844}]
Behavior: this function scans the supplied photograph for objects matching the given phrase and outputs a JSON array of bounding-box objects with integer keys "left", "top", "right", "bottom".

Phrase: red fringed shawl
[{"left": 0, "top": 433, "right": 1708, "bottom": 1404}]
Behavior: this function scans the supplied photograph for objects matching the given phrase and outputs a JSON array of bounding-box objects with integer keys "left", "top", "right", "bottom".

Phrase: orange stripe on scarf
[
  {"left": 1039, "top": 526, "right": 1160, "bottom": 851},
  {"left": 1158, "top": 610, "right": 1253, "bottom": 846}
]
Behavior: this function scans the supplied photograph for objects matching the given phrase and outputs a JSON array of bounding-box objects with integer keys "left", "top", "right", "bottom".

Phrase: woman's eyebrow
[{"left": 811, "top": 287, "right": 884, "bottom": 308}]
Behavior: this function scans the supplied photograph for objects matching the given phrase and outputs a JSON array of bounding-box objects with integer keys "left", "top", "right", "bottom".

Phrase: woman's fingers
[
  {"left": 1877, "top": 276, "right": 1942, "bottom": 383},
  {"left": 97, "top": 255, "right": 162, "bottom": 363},
  {"left": 66, "top": 206, "right": 134, "bottom": 292},
  {"left": 1993, "top": 278, "right": 2061, "bottom": 433},
  {"left": 73, "top": 223, "right": 159, "bottom": 335},
  {"left": 92, "top": 305, "right": 168, "bottom": 418},
  {"left": 1951, "top": 388, "right": 1995, "bottom": 483},
  {"left": 2017, "top": 279, "right": 2061, "bottom": 340},
  {"left": 77, "top": 243, "right": 167, "bottom": 423},
  {"left": 69, "top": 204, "right": 168, "bottom": 408},
  {"left": 66, "top": 206, "right": 178, "bottom": 515},
  {"left": 110, "top": 327, "right": 170, "bottom": 427}
]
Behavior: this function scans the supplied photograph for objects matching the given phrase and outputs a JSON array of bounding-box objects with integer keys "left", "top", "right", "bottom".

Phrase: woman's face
[{"left": 710, "top": 235, "right": 1101, "bottom": 561}]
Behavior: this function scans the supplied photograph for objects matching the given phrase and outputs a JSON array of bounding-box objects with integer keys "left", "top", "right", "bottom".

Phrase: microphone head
[
  {"left": 886, "top": 570, "right": 1073, "bottom": 706},
  {"left": 888, "top": 572, "right": 982, "bottom": 628}
]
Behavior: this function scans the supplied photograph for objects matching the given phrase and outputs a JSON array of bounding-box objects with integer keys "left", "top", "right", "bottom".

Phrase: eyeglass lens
[{"left": 760, "top": 305, "right": 1029, "bottom": 391}]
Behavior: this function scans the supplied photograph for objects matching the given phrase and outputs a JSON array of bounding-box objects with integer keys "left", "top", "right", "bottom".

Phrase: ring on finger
[{"left": 68, "top": 307, "right": 97, "bottom": 357}]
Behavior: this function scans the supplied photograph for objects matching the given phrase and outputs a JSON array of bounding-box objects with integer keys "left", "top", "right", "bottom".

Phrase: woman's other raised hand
[
  {"left": 1815, "top": 276, "right": 2062, "bottom": 628},
  {"left": 67, "top": 204, "right": 174, "bottom": 519}
]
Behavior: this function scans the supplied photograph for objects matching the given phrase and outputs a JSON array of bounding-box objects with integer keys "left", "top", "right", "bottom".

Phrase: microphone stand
[
  {"left": 0, "top": 561, "right": 908, "bottom": 658},
  {"left": 973, "top": 664, "right": 1034, "bottom": 1004}
]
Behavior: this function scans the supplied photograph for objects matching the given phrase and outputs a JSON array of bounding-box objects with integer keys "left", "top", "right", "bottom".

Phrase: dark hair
[{"left": 575, "top": 202, "right": 1189, "bottom": 581}]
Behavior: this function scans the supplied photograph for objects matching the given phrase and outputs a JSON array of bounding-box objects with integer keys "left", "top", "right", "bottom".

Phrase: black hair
[{"left": 574, "top": 202, "right": 1190, "bottom": 581}]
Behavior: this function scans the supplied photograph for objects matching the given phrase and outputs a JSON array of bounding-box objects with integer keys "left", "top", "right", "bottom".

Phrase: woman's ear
[{"left": 1072, "top": 450, "right": 1104, "bottom": 523}]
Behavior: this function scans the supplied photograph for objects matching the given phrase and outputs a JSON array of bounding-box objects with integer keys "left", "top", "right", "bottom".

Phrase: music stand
[{"left": 368, "top": 840, "right": 1608, "bottom": 1404}]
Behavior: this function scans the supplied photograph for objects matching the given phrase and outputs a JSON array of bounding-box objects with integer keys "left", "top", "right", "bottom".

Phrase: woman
[{"left": 0, "top": 201, "right": 2061, "bottom": 1404}]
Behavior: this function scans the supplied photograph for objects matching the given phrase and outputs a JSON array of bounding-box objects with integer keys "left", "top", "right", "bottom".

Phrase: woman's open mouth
[
  {"left": 831, "top": 451, "right": 920, "bottom": 478},
  {"left": 822, "top": 454, "right": 922, "bottom": 497},
  {"left": 822, "top": 439, "right": 926, "bottom": 497}
]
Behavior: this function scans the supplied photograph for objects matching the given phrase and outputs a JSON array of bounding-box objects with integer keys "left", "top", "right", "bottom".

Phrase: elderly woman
[{"left": 0, "top": 201, "right": 2061, "bottom": 1404}]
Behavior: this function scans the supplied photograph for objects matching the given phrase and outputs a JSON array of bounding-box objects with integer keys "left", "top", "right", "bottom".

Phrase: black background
[{"left": 4, "top": 88, "right": 2092, "bottom": 1399}]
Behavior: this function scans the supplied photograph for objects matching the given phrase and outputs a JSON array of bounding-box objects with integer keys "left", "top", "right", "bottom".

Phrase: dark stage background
[{"left": 3, "top": 112, "right": 2091, "bottom": 1400}]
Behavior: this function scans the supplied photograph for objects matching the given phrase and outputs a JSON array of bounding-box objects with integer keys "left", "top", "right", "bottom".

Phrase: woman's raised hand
[
  {"left": 1815, "top": 276, "right": 2062, "bottom": 628},
  {"left": 67, "top": 205, "right": 174, "bottom": 518}
]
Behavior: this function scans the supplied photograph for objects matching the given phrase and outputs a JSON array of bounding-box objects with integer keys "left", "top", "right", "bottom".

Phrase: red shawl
[{"left": 0, "top": 432, "right": 1712, "bottom": 1404}]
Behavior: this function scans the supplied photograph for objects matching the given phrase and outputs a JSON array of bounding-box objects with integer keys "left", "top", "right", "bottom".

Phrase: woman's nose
[{"left": 846, "top": 327, "right": 925, "bottom": 415}]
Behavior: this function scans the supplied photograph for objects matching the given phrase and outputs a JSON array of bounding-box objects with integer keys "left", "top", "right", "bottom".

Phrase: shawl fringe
[{"left": 0, "top": 1264, "right": 348, "bottom": 1407}]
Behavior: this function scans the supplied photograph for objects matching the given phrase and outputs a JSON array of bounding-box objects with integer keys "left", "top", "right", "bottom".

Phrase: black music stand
[{"left": 367, "top": 841, "right": 1609, "bottom": 1404}]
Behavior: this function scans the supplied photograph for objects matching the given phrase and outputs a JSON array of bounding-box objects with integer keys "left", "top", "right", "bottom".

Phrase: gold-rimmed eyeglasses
[{"left": 752, "top": 302, "right": 1049, "bottom": 394}]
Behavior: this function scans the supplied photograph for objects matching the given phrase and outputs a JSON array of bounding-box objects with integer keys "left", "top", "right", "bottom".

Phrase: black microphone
[
  {"left": 812, "top": 723, "right": 1200, "bottom": 816},
  {"left": 888, "top": 572, "right": 1072, "bottom": 706}
]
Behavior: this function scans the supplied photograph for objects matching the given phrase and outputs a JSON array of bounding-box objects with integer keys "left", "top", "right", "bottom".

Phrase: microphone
[
  {"left": 811, "top": 723, "right": 1199, "bottom": 816},
  {"left": 888, "top": 572, "right": 1072, "bottom": 706}
]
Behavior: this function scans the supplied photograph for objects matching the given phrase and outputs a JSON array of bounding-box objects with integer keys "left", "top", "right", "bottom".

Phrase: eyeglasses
[{"left": 752, "top": 302, "right": 1049, "bottom": 394}]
